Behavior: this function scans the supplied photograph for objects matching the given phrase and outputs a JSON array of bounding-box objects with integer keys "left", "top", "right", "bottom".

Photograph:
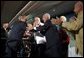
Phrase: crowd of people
[{"left": 1, "top": 1, "right": 83, "bottom": 57}]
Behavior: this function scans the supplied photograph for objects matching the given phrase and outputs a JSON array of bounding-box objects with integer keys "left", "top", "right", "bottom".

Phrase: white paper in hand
[{"left": 35, "top": 36, "right": 46, "bottom": 44}]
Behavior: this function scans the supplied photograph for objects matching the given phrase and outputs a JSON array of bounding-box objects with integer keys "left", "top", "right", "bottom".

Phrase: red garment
[
  {"left": 59, "top": 29, "right": 70, "bottom": 45},
  {"left": 66, "top": 35, "right": 70, "bottom": 45}
]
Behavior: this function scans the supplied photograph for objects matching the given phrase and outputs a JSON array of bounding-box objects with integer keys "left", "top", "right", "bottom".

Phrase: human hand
[
  {"left": 51, "top": 18, "right": 62, "bottom": 25},
  {"left": 69, "top": 16, "right": 76, "bottom": 22}
]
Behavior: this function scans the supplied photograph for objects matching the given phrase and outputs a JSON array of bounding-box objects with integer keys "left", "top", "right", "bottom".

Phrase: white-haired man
[{"left": 33, "top": 13, "right": 65, "bottom": 57}]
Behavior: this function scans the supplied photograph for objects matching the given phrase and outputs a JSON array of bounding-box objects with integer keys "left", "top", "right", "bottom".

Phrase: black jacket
[
  {"left": 5, "top": 21, "right": 27, "bottom": 57},
  {"left": 36, "top": 20, "right": 64, "bottom": 57},
  {"left": 8, "top": 21, "right": 27, "bottom": 40}
]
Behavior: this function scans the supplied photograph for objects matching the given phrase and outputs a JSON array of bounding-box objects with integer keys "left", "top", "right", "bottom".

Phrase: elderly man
[
  {"left": 5, "top": 15, "right": 27, "bottom": 57},
  {"left": 51, "top": 1, "right": 83, "bottom": 57},
  {"left": 32, "top": 13, "right": 65, "bottom": 57}
]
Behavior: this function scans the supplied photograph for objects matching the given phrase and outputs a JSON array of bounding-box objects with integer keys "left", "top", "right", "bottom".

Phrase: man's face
[
  {"left": 42, "top": 15, "right": 47, "bottom": 23},
  {"left": 35, "top": 18, "right": 40, "bottom": 23},
  {"left": 34, "top": 17, "right": 40, "bottom": 25},
  {"left": 74, "top": 1, "right": 82, "bottom": 13}
]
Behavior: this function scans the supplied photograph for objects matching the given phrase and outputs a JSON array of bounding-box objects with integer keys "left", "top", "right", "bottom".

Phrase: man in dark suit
[
  {"left": 33, "top": 13, "right": 65, "bottom": 57},
  {"left": 5, "top": 15, "right": 27, "bottom": 57}
]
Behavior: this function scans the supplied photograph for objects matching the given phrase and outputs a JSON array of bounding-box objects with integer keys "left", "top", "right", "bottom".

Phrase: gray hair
[{"left": 43, "top": 13, "right": 50, "bottom": 19}]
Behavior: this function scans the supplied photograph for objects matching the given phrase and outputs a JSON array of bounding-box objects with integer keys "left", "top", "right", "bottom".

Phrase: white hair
[
  {"left": 44, "top": 13, "right": 50, "bottom": 19},
  {"left": 60, "top": 16, "right": 67, "bottom": 22}
]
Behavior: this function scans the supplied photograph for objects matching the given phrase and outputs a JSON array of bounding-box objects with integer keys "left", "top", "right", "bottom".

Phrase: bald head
[
  {"left": 74, "top": 1, "right": 83, "bottom": 14},
  {"left": 42, "top": 13, "right": 50, "bottom": 22},
  {"left": 18, "top": 15, "right": 28, "bottom": 22}
]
